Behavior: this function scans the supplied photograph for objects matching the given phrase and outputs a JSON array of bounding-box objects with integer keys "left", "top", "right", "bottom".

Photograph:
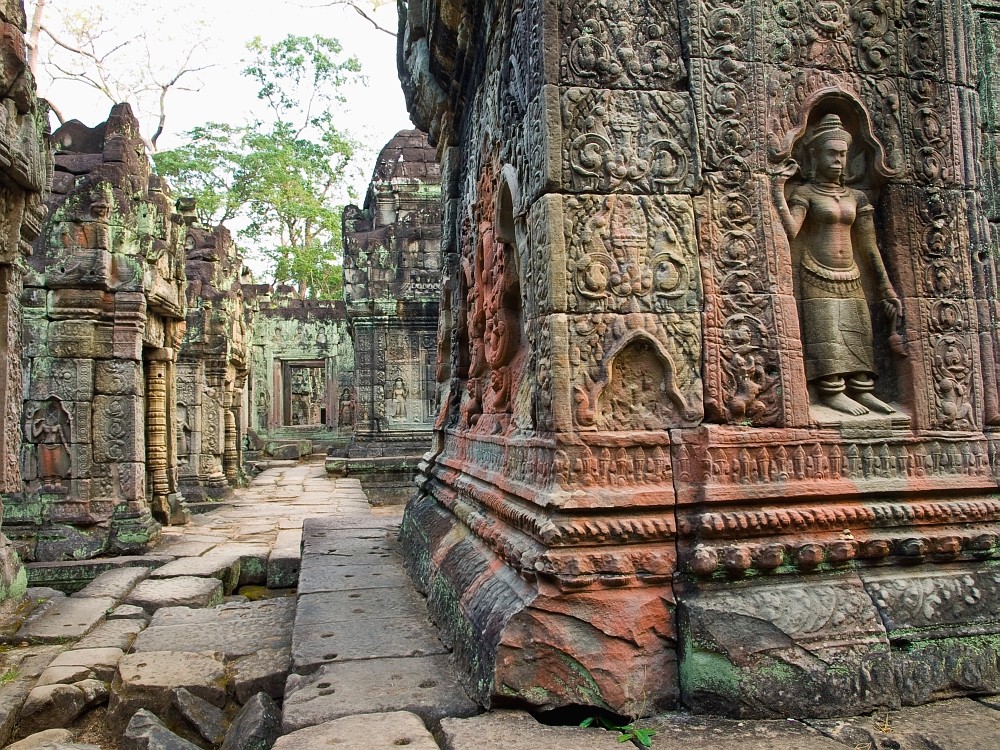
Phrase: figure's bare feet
[
  {"left": 821, "top": 392, "right": 870, "bottom": 416},
  {"left": 854, "top": 392, "right": 895, "bottom": 414}
]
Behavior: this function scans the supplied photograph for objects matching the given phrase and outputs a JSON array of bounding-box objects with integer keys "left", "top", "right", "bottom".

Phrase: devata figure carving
[{"left": 772, "top": 114, "right": 901, "bottom": 416}]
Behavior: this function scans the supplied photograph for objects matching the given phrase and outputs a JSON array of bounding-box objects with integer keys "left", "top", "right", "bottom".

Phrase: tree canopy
[{"left": 154, "top": 34, "right": 363, "bottom": 299}]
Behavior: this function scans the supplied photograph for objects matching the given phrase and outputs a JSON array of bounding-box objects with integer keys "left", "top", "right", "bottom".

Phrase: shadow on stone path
[{"left": 3, "top": 462, "right": 1000, "bottom": 748}]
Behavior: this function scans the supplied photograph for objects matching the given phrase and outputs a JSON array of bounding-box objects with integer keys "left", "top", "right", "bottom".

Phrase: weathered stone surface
[
  {"left": 125, "top": 577, "right": 223, "bottom": 612},
  {"left": 48, "top": 647, "right": 123, "bottom": 682},
  {"left": 108, "top": 604, "right": 150, "bottom": 621},
  {"left": 266, "top": 548, "right": 300, "bottom": 589},
  {"left": 292, "top": 616, "right": 447, "bottom": 671},
  {"left": 73, "top": 618, "right": 144, "bottom": 650},
  {"left": 810, "top": 699, "right": 1000, "bottom": 749},
  {"left": 272, "top": 711, "right": 439, "bottom": 750},
  {"left": 297, "top": 563, "right": 409, "bottom": 595},
  {"left": 172, "top": 687, "right": 227, "bottom": 746},
  {"left": 121, "top": 709, "right": 201, "bottom": 750},
  {"left": 16, "top": 596, "right": 115, "bottom": 643},
  {"left": 35, "top": 666, "right": 94, "bottom": 686},
  {"left": 132, "top": 598, "right": 293, "bottom": 658},
  {"left": 0, "top": 646, "right": 63, "bottom": 746},
  {"left": 16, "top": 684, "right": 88, "bottom": 735},
  {"left": 108, "top": 651, "right": 226, "bottom": 732},
  {"left": 219, "top": 692, "right": 280, "bottom": 750},
  {"left": 440, "top": 711, "right": 625, "bottom": 750},
  {"left": 6, "top": 729, "right": 74, "bottom": 749},
  {"left": 150, "top": 555, "right": 240, "bottom": 594},
  {"left": 282, "top": 655, "right": 479, "bottom": 732},
  {"left": 232, "top": 647, "right": 291, "bottom": 703},
  {"left": 71, "top": 568, "right": 149, "bottom": 600},
  {"left": 294, "top": 588, "right": 428, "bottom": 627}
]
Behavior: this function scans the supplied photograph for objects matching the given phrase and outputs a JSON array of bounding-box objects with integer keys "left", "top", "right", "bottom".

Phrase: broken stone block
[
  {"left": 75, "top": 678, "right": 109, "bottom": 708},
  {"left": 266, "top": 531, "right": 301, "bottom": 589},
  {"left": 121, "top": 709, "right": 202, "bottom": 750},
  {"left": 16, "top": 683, "right": 88, "bottom": 736},
  {"left": 71, "top": 567, "right": 150, "bottom": 600},
  {"left": 231, "top": 647, "right": 291, "bottom": 703},
  {"left": 35, "top": 666, "right": 95, "bottom": 686},
  {"left": 219, "top": 692, "right": 281, "bottom": 750},
  {"left": 108, "top": 651, "right": 226, "bottom": 732},
  {"left": 48, "top": 647, "right": 123, "bottom": 682},
  {"left": 271, "top": 711, "right": 439, "bottom": 750},
  {"left": 125, "top": 577, "right": 223, "bottom": 612},
  {"left": 5, "top": 729, "right": 74, "bottom": 749},
  {"left": 281, "top": 654, "right": 479, "bottom": 733},
  {"left": 171, "top": 687, "right": 226, "bottom": 746}
]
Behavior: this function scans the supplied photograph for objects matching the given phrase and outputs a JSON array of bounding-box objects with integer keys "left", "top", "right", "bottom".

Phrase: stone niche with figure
[
  {"left": 177, "top": 222, "right": 250, "bottom": 501},
  {"left": 398, "top": 0, "right": 1000, "bottom": 719},
  {"left": 10, "top": 103, "right": 189, "bottom": 561},
  {"left": 0, "top": 0, "right": 51, "bottom": 600},
  {"left": 328, "top": 130, "right": 442, "bottom": 503}
]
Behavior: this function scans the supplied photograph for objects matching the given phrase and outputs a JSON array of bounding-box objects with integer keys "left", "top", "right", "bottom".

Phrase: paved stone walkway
[{"left": 2, "top": 461, "right": 1000, "bottom": 748}]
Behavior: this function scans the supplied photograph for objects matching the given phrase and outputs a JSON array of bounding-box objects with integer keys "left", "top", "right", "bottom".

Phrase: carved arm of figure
[
  {"left": 851, "top": 203, "right": 902, "bottom": 328},
  {"left": 771, "top": 159, "right": 808, "bottom": 240}
]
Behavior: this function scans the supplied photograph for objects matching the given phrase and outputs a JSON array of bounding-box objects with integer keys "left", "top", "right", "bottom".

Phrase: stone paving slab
[
  {"left": 47, "top": 647, "right": 124, "bottom": 682},
  {"left": 149, "top": 554, "right": 241, "bottom": 593},
  {"left": 73, "top": 618, "right": 145, "bottom": 650},
  {"left": 809, "top": 698, "right": 1000, "bottom": 749},
  {"left": 297, "top": 563, "right": 410, "bottom": 595},
  {"left": 273, "top": 711, "right": 440, "bottom": 750},
  {"left": 281, "top": 655, "right": 479, "bottom": 733},
  {"left": 126, "top": 576, "right": 223, "bottom": 612},
  {"left": 643, "top": 712, "right": 853, "bottom": 749},
  {"left": 70, "top": 567, "right": 150, "bottom": 600},
  {"left": 294, "top": 588, "right": 429, "bottom": 627},
  {"left": 132, "top": 598, "right": 294, "bottom": 658},
  {"left": 0, "top": 646, "right": 64, "bottom": 746},
  {"left": 15, "top": 596, "right": 115, "bottom": 643},
  {"left": 440, "top": 711, "right": 625, "bottom": 750},
  {"left": 292, "top": 617, "right": 448, "bottom": 670}
]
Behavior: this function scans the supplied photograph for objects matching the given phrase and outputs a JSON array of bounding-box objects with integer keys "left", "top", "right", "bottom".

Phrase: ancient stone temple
[
  {"left": 328, "top": 130, "right": 442, "bottom": 503},
  {"left": 11, "top": 104, "right": 188, "bottom": 561},
  {"left": 0, "top": 0, "right": 50, "bottom": 598},
  {"left": 245, "top": 288, "right": 354, "bottom": 460},
  {"left": 177, "top": 221, "right": 250, "bottom": 501},
  {"left": 398, "top": 0, "right": 1000, "bottom": 719}
]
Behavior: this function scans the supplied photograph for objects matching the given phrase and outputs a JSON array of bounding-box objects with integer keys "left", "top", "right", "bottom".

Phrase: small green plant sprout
[{"left": 579, "top": 715, "right": 657, "bottom": 748}]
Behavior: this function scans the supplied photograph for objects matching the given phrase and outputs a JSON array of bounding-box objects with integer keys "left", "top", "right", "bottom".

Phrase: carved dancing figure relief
[
  {"left": 772, "top": 114, "right": 902, "bottom": 417},
  {"left": 32, "top": 399, "right": 72, "bottom": 485},
  {"left": 391, "top": 378, "right": 408, "bottom": 420}
]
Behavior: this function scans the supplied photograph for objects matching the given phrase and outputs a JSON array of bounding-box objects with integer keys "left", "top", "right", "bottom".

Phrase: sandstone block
[
  {"left": 121, "top": 709, "right": 201, "bottom": 750},
  {"left": 17, "top": 684, "right": 88, "bottom": 736},
  {"left": 16, "top": 596, "right": 115, "bottom": 643},
  {"left": 48, "top": 647, "right": 123, "bottom": 682},
  {"left": 108, "top": 651, "right": 226, "bottom": 732},
  {"left": 271, "top": 711, "right": 439, "bottom": 750},
  {"left": 5, "top": 729, "right": 73, "bottom": 749},
  {"left": 72, "top": 567, "right": 149, "bottom": 600},
  {"left": 231, "top": 647, "right": 291, "bottom": 703},
  {"left": 73, "top": 618, "right": 145, "bottom": 650},
  {"left": 149, "top": 555, "right": 240, "bottom": 594},
  {"left": 292, "top": 616, "right": 447, "bottom": 672},
  {"left": 219, "top": 692, "right": 281, "bottom": 750},
  {"left": 441, "top": 711, "right": 625, "bottom": 750},
  {"left": 125, "top": 577, "right": 223, "bottom": 612},
  {"left": 35, "top": 666, "right": 94, "bottom": 686},
  {"left": 282, "top": 655, "right": 479, "bottom": 733},
  {"left": 172, "top": 687, "right": 226, "bottom": 746},
  {"left": 108, "top": 604, "right": 150, "bottom": 622}
]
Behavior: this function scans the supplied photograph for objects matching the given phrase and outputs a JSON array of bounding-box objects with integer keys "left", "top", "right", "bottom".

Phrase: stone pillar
[
  {"left": 144, "top": 350, "right": 171, "bottom": 520},
  {"left": 223, "top": 388, "right": 239, "bottom": 483}
]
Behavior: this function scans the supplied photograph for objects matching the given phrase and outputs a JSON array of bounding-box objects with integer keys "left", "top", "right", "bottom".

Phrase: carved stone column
[
  {"left": 144, "top": 349, "right": 171, "bottom": 522},
  {"left": 223, "top": 387, "right": 239, "bottom": 483}
]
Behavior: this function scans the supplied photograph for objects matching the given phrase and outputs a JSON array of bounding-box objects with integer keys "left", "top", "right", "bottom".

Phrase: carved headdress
[{"left": 805, "top": 114, "right": 852, "bottom": 149}]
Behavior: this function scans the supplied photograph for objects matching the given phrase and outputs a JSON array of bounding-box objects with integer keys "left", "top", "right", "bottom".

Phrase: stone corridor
[{"left": 0, "top": 461, "right": 994, "bottom": 747}]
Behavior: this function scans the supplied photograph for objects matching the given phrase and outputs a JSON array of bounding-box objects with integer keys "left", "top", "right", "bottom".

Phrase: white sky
[{"left": 35, "top": 0, "right": 413, "bottom": 204}]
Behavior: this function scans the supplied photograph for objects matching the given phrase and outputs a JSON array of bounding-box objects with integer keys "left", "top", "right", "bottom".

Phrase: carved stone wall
[
  {"left": 398, "top": 0, "right": 1000, "bottom": 719},
  {"left": 0, "top": 0, "right": 49, "bottom": 599},
  {"left": 10, "top": 104, "right": 188, "bottom": 561},
  {"left": 328, "top": 130, "right": 442, "bottom": 503},
  {"left": 178, "top": 223, "right": 249, "bottom": 501},
  {"left": 245, "top": 287, "right": 353, "bottom": 460}
]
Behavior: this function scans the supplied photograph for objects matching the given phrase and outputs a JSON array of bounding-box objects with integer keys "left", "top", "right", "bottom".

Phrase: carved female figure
[{"left": 773, "top": 114, "right": 901, "bottom": 416}]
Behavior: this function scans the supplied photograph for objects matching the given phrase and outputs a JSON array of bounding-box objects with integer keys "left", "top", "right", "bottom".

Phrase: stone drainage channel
[{"left": 0, "top": 462, "right": 998, "bottom": 749}]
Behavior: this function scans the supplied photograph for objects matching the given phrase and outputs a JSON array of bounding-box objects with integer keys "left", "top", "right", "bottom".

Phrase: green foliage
[
  {"left": 154, "top": 34, "right": 362, "bottom": 298},
  {"left": 580, "top": 715, "right": 657, "bottom": 748}
]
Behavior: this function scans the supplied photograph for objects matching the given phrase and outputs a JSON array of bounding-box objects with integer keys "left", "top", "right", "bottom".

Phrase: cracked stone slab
[
  {"left": 125, "top": 576, "right": 223, "bottom": 612},
  {"left": 15, "top": 597, "right": 116, "bottom": 643},
  {"left": 272, "top": 711, "right": 440, "bottom": 750},
  {"left": 149, "top": 555, "right": 241, "bottom": 594},
  {"left": 297, "top": 564, "right": 409, "bottom": 595},
  {"left": 132, "top": 599, "right": 294, "bottom": 659},
  {"left": 292, "top": 617, "right": 447, "bottom": 671},
  {"left": 281, "top": 655, "right": 478, "bottom": 733},
  {"left": 643, "top": 712, "right": 858, "bottom": 749},
  {"left": 73, "top": 618, "right": 145, "bottom": 650},
  {"left": 48, "top": 647, "right": 124, "bottom": 682}
]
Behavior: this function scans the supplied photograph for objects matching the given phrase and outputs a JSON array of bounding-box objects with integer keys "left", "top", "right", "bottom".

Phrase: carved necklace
[{"left": 811, "top": 182, "right": 849, "bottom": 198}]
